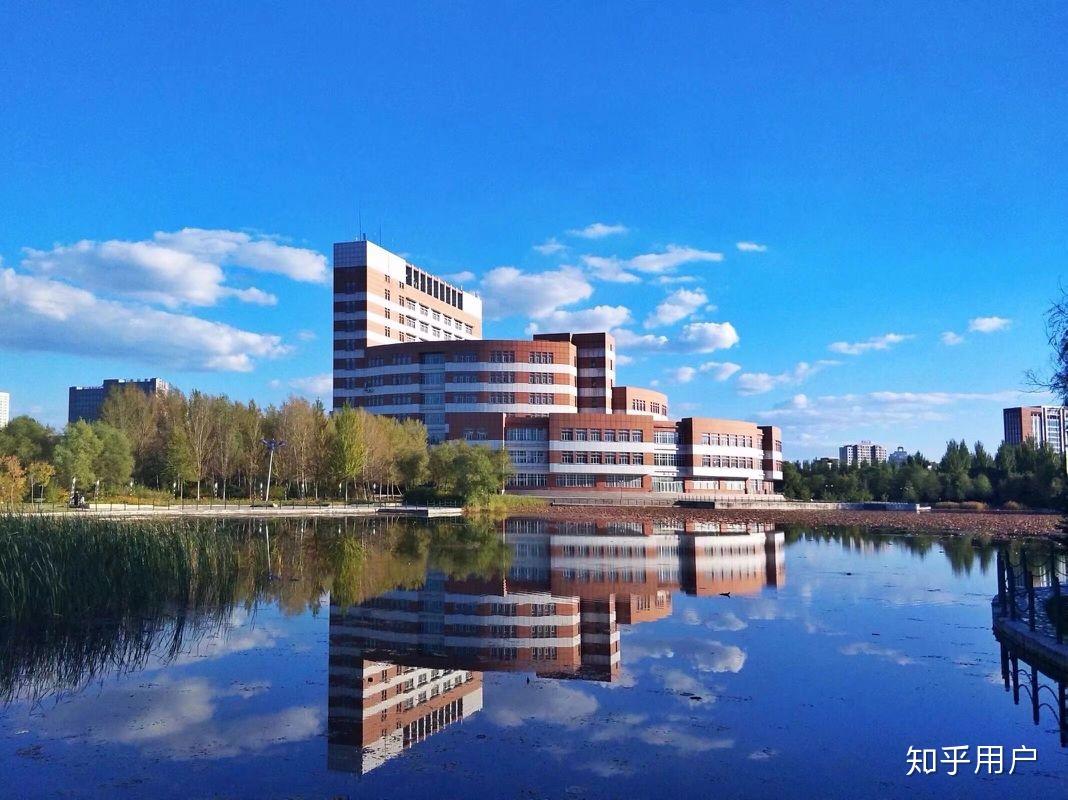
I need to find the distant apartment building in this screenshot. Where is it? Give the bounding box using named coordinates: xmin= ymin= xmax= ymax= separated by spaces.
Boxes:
xmin=332 ymin=238 xmax=784 ymax=495
xmin=68 ymin=377 xmax=171 ymax=424
xmin=839 ymin=441 xmax=887 ymax=466
xmin=888 ymin=446 xmax=909 ymax=466
xmin=1003 ymin=405 xmax=1068 ymax=454
xmin=0 ymin=391 xmax=9 ymax=428
xmin=327 ymin=522 xmax=785 ymax=774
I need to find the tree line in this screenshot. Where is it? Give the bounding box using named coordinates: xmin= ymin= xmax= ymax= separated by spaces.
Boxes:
xmin=782 ymin=439 xmax=1066 ymax=508
xmin=0 ymin=386 xmax=511 ymax=505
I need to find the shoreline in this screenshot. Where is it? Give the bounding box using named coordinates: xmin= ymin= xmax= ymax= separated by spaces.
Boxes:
xmin=7 ymin=502 xmax=1065 ymax=539
xmin=530 ymin=504 xmax=1066 ymax=539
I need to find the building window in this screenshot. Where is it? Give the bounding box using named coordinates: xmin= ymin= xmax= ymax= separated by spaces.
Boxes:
xmin=490 ymin=350 xmax=516 ymax=363
xmin=489 ymin=371 xmax=516 ymax=383
xmin=654 ymin=430 xmax=678 ymax=445
xmin=528 ymin=351 xmax=554 ymax=364
xmin=507 ymin=427 xmax=548 ymax=441
xmin=631 ymin=399 xmax=647 ymax=412
xmin=560 ymin=428 xmax=573 ymax=441
xmin=489 ymin=392 xmax=515 ymax=404
xmin=557 ymin=473 xmax=595 ymax=487
xmin=529 ymin=393 xmax=553 ymax=405
xmin=529 ymin=372 xmax=553 ymax=384
xmin=654 ymin=452 xmax=678 ymax=466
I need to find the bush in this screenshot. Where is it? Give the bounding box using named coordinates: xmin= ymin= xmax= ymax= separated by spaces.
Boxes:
xmin=958 ymin=501 xmax=987 ymax=511
xmin=1002 ymin=500 xmax=1025 ymax=511
xmin=933 ymin=501 xmax=961 ymax=510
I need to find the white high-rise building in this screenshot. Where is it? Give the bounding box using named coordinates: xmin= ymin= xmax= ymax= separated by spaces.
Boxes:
xmin=0 ymin=391 xmax=9 ymax=428
xmin=839 ymin=441 xmax=888 ymax=466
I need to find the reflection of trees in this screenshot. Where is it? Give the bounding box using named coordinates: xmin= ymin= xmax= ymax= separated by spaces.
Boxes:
xmin=781 ymin=524 xmax=999 ymax=575
xmin=0 ymin=514 xmax=509 ymax=703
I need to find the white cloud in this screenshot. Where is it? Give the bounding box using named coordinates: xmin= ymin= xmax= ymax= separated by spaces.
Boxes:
xmin=940 ymin=331 xmax=965 ymax=346
xmin=530 ymin=304 xmax=633 ymax=333
xmin=567 ymin=222 xmax=628 ymax=239
xmin=828 ymin=332 xmax=912 ymax=356
xmin=699 ymin=361 xmax=742 ymax=381
xmin=612 ymin=328 xmax=670 ymax=351
xmin=0 ymin=268 xmax=289 ymax=371
xmin=479 ymin=265 xmax=593 ymax=319
xmin=736 ymin=241 xmax=767 ymax=252
xmin=736 ymin=360 xmax=836 ymax=396
xmin=678 ymin=321 xmax=740 ymax=353
xmin=582 ymin=245 xmax=723 ymax=283
xmin=644 ymin=288 xmax=709 ymax=328
xmin=968 ymin=316 xmax=1011 ymax=333
xmin=533 ymin=237 xmax=567 ymax=255
xmin=669 ymin=366 xmax=697 ymax=384
xmin=21 ymin=228 xmax=326 ymax=309
xmin=296 ymin=329 xmax=316 ymax=342
xmin=654 ymin=274 xmax=699 ymax=285
xmin=445 ymin=270 xmax=476 ymax=283
xmin=581 ymin=255 xmax=643 ymax=283
xmin=289 ymin=373 xmax=333 ymax=397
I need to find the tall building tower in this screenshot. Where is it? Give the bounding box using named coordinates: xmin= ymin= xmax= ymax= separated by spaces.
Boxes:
xmin=0 ymin=391 xmax=9 ymax=428
xmin=332 ymin=239 xmax=483 ymax=412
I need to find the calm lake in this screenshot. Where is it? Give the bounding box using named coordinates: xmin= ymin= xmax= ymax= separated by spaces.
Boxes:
xmin=1 ymin=516 xmax=1066 ymax=799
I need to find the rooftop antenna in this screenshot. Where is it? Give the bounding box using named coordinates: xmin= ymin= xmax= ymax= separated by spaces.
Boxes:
xmin=357 ymin=204 xmax=363 ymax=241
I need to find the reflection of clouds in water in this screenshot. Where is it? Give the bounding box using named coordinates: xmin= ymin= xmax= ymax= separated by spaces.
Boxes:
xmin=30 ymin=677 xmax=320 ymax=760
xmin=686 ymin=640 xmax=746 ymax=674
xmin=638 ymin=724 xmax=734 ymax=753
xmin=681 ymin=608 xmax=748 ymax=632
xmin=488 ymin=680 xmax=599 ymax=729
xmin=586 ymin=714 xmax=732 ymax=755
xmin=839 ymin=642 xmax=915 ymax=666
xmin=748 ymin=748 xmax=779 ymax=761
xmin=580 ymin=759 xmax=636 ymax=777
xmin=743 ymin=598 xmax=789 ymax=621
xmin=803 ymin=617 xmax=845 ymax=637
xmin=625 ymin=642 xmax=675 ymax=661
xmin=626 ymin=638 xmax=746 ymax=674
xmin=707 ymin=612 xmax=747 ymax=632
xmin=651 ymin=667 xmax=716 ymax=705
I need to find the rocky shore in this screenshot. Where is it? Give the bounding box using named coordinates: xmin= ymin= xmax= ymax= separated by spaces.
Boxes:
xmin=535 ymin=503 xmax=1066 ymax=539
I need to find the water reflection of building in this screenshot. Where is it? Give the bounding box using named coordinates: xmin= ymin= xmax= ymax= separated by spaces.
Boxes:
xmin=328 ymin=524 xmax=784 ymax=773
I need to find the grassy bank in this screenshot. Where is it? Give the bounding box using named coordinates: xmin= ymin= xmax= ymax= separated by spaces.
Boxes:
xmin=464 ymin=493 xmax=547 ymax=516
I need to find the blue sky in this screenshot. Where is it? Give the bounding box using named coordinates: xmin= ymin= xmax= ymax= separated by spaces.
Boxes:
xmin=1 ymin=2 xmax=1065 ymax=459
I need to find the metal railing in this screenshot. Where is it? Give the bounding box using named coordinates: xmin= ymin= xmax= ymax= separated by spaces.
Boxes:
xmin=996 ymin=545 xmax=1067 ymax=645
xmin=999 ymin=640 xmax=1068 ymax=747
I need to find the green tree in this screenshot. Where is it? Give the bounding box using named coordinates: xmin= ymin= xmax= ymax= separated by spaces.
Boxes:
xmin=53 ymin=421 xmax=103 ymax=489
xmin=332 ymin=406 xmax=369 ymax=501
xmin=0 ymin=416 xmax=56 ymax=463
xmin=92 ymin=423 xmax=134 ymax=490
xmin=164 ymin=425 xmax=196 ymax=495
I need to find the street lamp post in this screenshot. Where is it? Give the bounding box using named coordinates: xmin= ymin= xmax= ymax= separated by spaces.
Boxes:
xmin=261 ymin=439 xmax=286 ymax=504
